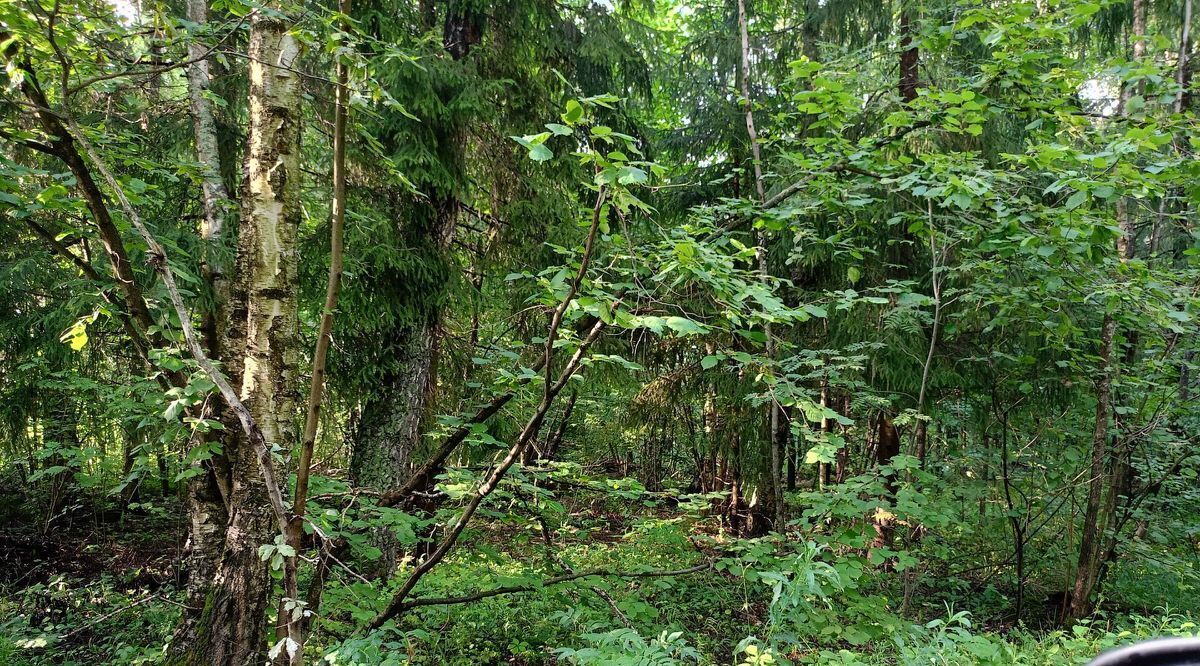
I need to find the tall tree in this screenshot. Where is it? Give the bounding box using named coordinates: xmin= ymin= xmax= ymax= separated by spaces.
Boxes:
xmin=174 ymin=6 xmax=304 ymax=661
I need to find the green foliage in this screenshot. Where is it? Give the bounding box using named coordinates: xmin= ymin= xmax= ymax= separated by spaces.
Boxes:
xmin=0 ymin=577 xmax=177 ymax=665
xmin=2 ymin=0 xmax=1200 ymax=661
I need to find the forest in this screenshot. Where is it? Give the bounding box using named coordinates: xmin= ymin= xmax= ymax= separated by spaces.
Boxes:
xmin=1 ymin=0 xmax=1199 ymax=662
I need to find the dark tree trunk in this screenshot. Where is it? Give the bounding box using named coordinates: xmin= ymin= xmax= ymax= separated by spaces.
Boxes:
xmin=1067 ymin=0 xmax=1145 ymax=623
xmin=42 ymin=397 xmax=77 ymax=528
xmin=346 ymin=0 xmax=468 ymax=533
xmin=834 ymin=393 xmax=849 ymax=484
xmin=120 ymin=426 xmax=142 ymax=505
xmin=786 ymin=435 xmax=797 ymax=491
xmin=1067 ymin=314 xmax=1116 ymax=623
xmin=640 ymin=425 xmax=665 ymax=493
xmin=899 ymin=10 xmax=919 ymax=103
xmin=871 ymin=415 xmax=901 ymax=551
xmin=533 ymin=391 xmax=577 ymax=464
xmin=350 ymin=322 xmax=438 ymax=577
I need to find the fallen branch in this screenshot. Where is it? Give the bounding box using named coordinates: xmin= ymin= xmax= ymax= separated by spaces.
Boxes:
xmin=379 ymin=316 xmax=607 ymax=508
xmin=59 ymin=594 xmax=165 ymax=641
xmin=367 ymin=187 xmax=611 ymax=631
xmin=395 ymin=562 xmax=712 ymax=613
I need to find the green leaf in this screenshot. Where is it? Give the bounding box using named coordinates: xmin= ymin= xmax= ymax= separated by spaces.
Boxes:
xmin=563 ymin=100 xmax=583 ymax=124
xmin=616 ymin=165 xmax=647 ymax=185
xmin=60 ymin=321 xmax=89 ymax=351
xmin=510 ymin=133 xmax=554 ymax=162
xmin=663 ymin=316 xmax=706 ymax=336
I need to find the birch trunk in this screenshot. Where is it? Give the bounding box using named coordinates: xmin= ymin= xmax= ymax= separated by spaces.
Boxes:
xmin=171 ymin=10 xmax=303 ymax=664
xmin=173 ymin=0 xmax=236 ymax=651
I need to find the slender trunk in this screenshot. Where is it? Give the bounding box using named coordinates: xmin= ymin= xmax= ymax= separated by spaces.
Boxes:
xmin=899 ymin=9 xmax=919 ymax=103
xmin=1115 ymin=0 xmax=1146 ymax=258
xmin=539 ymin=391 xmax=577 ymax=463
xmin=42 ymin=395 xmax=77 ymax=529
xmin=158 ymin=443 xmax=170 ymax=496
xmin=818 ymin=376 xmax=831 ymax=488
xmin=999 ymin=407 xmax=1025 ymax=621
xmin=641 ymin=425 xmax=664 ymax=492
xmin=736 ymin=0 xmax=785 ymax=529
xmin=186 ymin=0 xmax=232 ymax=355
xmin=176 ymin=1 xmax=235 ymax=649
xmin=835 ymin=394 xmax=849 ymax=484
xmin=1067 ymin=0 xmax=1144 ymax=622
xmin=727 ymin=432 xmax=744 ymax=535
xmin=1177 ymin=0 xmax=1194 ymax=116
xmin=279 ymin=5 xmax=350 ymax=657
xmin=915 ymin=203 xmax=941 ymax=468
xmin=704 ymin=342 xmax=722 ymax=494
xmin=1182 ymin=350 xmax=1194 ymax=403
xmin=121 ymin=425 xmax=142 ymax=505
xmin=1067 ymin=315 xmax=1116 ymax=622
xmin=871 ymin=415 xmax=900 ymax=551
xmin=786 ymin=433 xmax=797 ymax=491
xmin=1152 ymin=0 xmax=1193 ymax=254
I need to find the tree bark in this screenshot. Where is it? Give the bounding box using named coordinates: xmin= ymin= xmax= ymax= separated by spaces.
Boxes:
xmin=1067 ymin=314 xmax=1116 ymax=622
xmin=899 ymin=9 xmax=919 ymax=103
xmin=349 ymin=324 xmax=437 ymax=576
xmin=347 ymin=2 xmax=472 ymax=517
xmin=175 ymin=0 xmax=236 ymax=650
xmin=540 ymin=391 xmax=578 ymax=463
xmin=915 ymin=203 xmax=942 ymax=469
xmin=366 ymin=187 xmax=608 ymax=631
xmin=185 ymin=0 xmax=232 ymax=354
xmin=871 ymin=415 xmax=900 ymax=551
xmin=41 ymin=393 xmax=77 ymax=528
xmin=172 ymin=10 xmax=303 ymax=663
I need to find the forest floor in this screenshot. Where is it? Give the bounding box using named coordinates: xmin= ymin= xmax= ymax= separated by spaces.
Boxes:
xmin=0 ymin=505 xmax=182 ymax=589
xmin=0 ymin=495 xmax=1197 ymax=664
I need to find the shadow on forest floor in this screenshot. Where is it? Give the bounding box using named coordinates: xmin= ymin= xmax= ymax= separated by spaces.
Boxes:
xmin=0 ymin=500 xmax=185 ymax=591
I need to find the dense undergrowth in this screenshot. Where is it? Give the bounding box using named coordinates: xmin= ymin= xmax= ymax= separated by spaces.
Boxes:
xmin=3 ymin=486 xmax=1196 ymax=665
